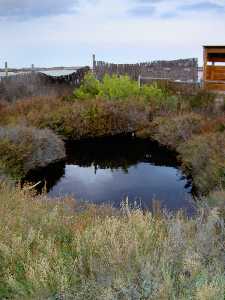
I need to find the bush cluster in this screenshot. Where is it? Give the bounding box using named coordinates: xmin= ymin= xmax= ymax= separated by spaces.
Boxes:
xmin=73 ymin=73 xmax=219 ymax=113
xmin=178 ymin=132 xmax=225 ymax=194
xmin=0 ymin=97 xmax=150 ymax=140
xmin=73 ymin=73 xmax=168 ymax=103
xmin=0 ymin=74 xmax=224 ymax=195
xmin=137 ymin=113 xmax=205 ymax=148
xmin=0 ymin=126 xmax=65 ymax=179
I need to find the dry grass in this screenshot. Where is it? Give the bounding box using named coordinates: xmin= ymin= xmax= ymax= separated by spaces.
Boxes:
xmin=0 ymin=182 xmax=224 ymax=299
xmin=0 ymin=97 xmax=150 ymax=140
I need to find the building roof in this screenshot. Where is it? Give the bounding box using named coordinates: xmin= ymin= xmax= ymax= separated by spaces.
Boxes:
xmin=203 ymin=45 xmax=225 ymax=49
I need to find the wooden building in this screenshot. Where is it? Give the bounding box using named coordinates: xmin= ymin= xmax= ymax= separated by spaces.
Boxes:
xmin=203 ymin=45 xmax=225 ymax=92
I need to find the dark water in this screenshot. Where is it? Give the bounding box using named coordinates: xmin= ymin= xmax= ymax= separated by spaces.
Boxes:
xmin=26 ymin=136 xmax=195 ymax=214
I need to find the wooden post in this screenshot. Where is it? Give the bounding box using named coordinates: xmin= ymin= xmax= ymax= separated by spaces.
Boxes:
xmin=92 ymin=54 xmax=96 ymax=73
xmin=203 ymin=46 xmax=207 ymax=89
xmin=138 ymin=74 xmax=141 ymax=88
xmin=5 ymin=61 xmax=8 ymax=77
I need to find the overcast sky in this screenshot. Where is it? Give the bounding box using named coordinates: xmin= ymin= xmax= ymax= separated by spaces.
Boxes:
xmin=0 ymin=0 xmax=224 ymax=67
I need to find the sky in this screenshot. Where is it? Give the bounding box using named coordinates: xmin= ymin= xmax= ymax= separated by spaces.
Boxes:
xmin=0 ymin=0 xmax=225 ymax=67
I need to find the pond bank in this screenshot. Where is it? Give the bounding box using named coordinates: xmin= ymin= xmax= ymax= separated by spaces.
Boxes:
xmin=0 ymin=95 xmax=224 ymax=202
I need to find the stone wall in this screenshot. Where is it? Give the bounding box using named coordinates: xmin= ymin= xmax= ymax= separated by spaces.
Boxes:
xmin=94 ymin=58 xmax=198 ymax=82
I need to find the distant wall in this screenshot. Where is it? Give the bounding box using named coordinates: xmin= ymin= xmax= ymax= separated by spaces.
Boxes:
xmin=0 ymin=67 xmax=90 ymax=102
xmin=94 ymin=58 xmax=198 ymax=82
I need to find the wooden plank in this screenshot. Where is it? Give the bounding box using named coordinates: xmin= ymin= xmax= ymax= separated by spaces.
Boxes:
xmin=205 ymin=48 xmax=225 ymax=54
xmin=209 ymin=57 xmax=225 ymax=62
xmin=205 ymin=81 xmax=225 ymax=92
xmin=206 ymin=66 xmax=225 ymax=81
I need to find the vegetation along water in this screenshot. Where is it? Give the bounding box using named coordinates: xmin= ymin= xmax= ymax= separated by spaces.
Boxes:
xmin=0 ymin=73 xmax=224 ymax=299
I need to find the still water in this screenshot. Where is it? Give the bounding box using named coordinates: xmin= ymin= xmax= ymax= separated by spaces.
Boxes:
xmin=27 ymin=137 xmax=194 ymax=214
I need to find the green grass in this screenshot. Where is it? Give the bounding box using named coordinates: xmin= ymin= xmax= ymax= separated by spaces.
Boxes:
xmin=0 ymin=182 xmax=224 ymax=299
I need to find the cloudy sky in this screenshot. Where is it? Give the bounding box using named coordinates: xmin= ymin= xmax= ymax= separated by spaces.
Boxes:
xmin=0 ymin=0 xmax=224 ymax=67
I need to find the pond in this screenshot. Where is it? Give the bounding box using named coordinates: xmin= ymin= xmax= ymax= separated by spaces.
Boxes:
xmin=26 ymin=136 xmax=195 ymax=214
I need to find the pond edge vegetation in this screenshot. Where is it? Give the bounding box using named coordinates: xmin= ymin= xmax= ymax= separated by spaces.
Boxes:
xmin=0 ymin=73 xmax=224 ymax=198
xmin=0 ymin=73 xmax=225 ymax=298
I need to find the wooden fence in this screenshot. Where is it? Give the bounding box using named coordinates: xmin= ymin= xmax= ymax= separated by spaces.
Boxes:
xmin=93 ymin=58 xmax=198 ymax=82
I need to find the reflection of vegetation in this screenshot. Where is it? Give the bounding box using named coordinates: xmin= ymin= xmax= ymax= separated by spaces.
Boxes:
xmin=66 ymin=136 xmax=179 ymax=171
xmin=23 ymin=161 xmax=66 ymax=194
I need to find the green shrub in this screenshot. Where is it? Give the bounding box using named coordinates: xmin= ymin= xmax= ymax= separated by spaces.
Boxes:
xmin=140 ymin=83 xmax=164 ymax=102
xmin=73 ymin=72 xmax=101 ymax=100
xmin=98 ymin=74 xmax=140 ymax=100
xmin=73 ymin=73 xmax=167 ymax=103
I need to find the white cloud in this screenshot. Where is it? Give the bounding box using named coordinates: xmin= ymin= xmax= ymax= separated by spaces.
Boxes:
xmin=0 ymin=0 xmax=225 ymax=67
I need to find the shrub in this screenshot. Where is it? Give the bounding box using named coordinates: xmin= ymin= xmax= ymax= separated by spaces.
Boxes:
xmin=0 ymin=97 xmax=150 ymax=140
xmin=0 ymin=126 xmax=65 ymax=179
xmin=178 ymin=132 xmax=225 ymax=194
xmin=73 ymin=73 xmax=141 ymax=100
xmin=98 ymin=74 xmax=140 ymax=100
xmin=141 ymin=83 xmax=165 ymax=101
xmin=73 ymin=72 xmax=100 ymax=100
xmin=73 ymin=73 xmax=167 ymax=103
xmin=188 ymin=89 xmax=216 ymax=111
xmin=137 ymin=113 xmax=205 ymax=149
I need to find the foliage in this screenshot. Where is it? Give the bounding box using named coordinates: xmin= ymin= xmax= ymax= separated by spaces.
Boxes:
xmin=73 ymin=73 xmax=166 ymax=102
xmin=98 ymin=74 xmax=140 ymax=100
xmin=0 ymin=97 xmax=150 ymax=140
xmin=0 ymin=90 xmax=224 ymax=195
xmin=0 ymin=183 xmax=224 ymax=299
xmin=73 ymin=72 xmax=101 ymax=100
xmin=0 ymin=126 xmax=65 ymax=179
xmin=188 ymin=89 xmax=216 ymax=111
xmin=137 ymin=113 xmax=205 ymax=149
xmin=178 ymin=132 xmax=225 ymax=194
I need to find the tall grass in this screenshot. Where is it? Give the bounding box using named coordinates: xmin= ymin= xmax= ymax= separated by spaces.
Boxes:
xmin=0 ymin=182 xmax=224 ymax=299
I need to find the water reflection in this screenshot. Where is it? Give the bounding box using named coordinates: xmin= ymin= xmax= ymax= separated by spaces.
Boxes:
xmin=26 ymin=136 xmax=194 ymax=214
